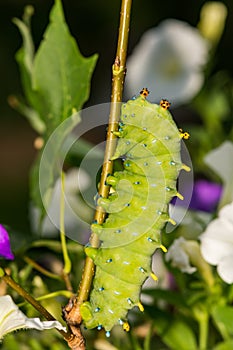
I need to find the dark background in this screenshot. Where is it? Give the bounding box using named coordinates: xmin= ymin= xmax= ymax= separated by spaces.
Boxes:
xmin=0 ymin=0 xmax=232 ymax=232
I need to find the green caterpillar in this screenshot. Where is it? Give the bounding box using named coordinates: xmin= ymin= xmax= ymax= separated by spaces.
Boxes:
xmin=80 ymin=89 xmax=190 ymax=336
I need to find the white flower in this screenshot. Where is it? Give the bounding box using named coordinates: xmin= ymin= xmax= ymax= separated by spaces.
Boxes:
xmin=204 ymin=141 xmax=233 ymax=207
xmin=31 ymin=167 xmax=93 ymax=241
xmin=200 ymin=201 xmax=233 ymax=284
xmin=165 ymin=237 xmax=197 ymax=274
xmin=0 ymin=295 xmax=66 ymax=340
xmin=125 ymin=19 xmax=209 ymax=106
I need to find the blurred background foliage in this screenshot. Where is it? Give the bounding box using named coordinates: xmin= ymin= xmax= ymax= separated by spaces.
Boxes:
xmin=0 ymin=0 xmax=232 ymax=234
xmin=0 ymin=2 xmax=233 ymax=349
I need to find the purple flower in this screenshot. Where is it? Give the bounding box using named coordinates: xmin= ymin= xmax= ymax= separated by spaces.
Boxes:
xmin=189 ymin=179 xmax=222 ymax=212
xmin=0 ymin=225 xmax=14 ymax=260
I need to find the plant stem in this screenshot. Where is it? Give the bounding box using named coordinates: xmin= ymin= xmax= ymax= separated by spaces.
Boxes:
xmin=77 ymin=0 xmax=132 ymax=302
xmin=18 ymin=290 xmax=73 ymax=307
xmin=193 ymin=304 xmax=209 ymax=350
xmin=1 ymin=269 xmax=70 ymax=341
xmin=60 ymin=171 xmax=72 ymax=276
xmin=59 ymin=171 xmax=73 ymax=292
xmin=23 ymin=256 xmax=62 ymax=280
xmin=199 ymin=313 xmax=209 ymax=350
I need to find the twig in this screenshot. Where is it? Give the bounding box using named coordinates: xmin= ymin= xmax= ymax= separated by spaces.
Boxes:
xmin=1 ymin=269 xmax=70 ymax=341
xmin=77 ymin=0 xmax=132 ymax=304
xmin=63 ymin=1 xmax=133 ymax=349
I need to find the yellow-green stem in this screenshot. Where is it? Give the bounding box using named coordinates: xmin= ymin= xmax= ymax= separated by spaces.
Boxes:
xmin=77 ymin=0 xmax=132 ymax=302
xmin=60 ymin=171 xmax=72 ymax=276
xmin=199 ymin=316 xmax=209 ymax=350
xmin=24 ymin=256 xmax=62 ymax=280
xmin=192 ymin=303 xmax=209 ymax=350
xmin=18 ymin=290 xmax=73 ymax=307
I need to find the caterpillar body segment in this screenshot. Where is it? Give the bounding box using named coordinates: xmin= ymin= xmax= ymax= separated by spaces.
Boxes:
xmin=80 ymin=92 xmax=189 ymax=335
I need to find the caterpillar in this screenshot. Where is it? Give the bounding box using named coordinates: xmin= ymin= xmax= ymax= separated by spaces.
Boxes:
xmin=80 ymin=89 xmax=190 ymax=336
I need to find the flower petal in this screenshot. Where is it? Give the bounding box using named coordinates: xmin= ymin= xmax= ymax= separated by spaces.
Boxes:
xmin=219 ymin=201 xmax=233 ymax=225
xmin=0 ymin=295 xmax=66 ymax=340
xmin=189 ymin=179 xmax=222 ymax=212
xmin=200 ymin=234 xmax=231 ymax=265
xmin=200 ymin=202 xmax=233 ymax=265
xmin=166 ymin=237 xmax=197 ymax=274
xmin=125 ymin=19 xmax=209 ymax=105
xmin=204 ymin=142 xmax=233 ymax=207
xmin=0 ymin=225 xmax=14 ymax=260
xmin=204 ymin=141 xmax=233 ymax=184
xmin=217 ymin=255 xmax=233 ymax=284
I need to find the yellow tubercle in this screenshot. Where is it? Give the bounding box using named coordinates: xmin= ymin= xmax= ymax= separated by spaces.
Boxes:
xmin=182 ymin=164 xmax=191 ymax=172
xmin=160 ymin=99 xmax=171 ymax=110
xmin=168 ymin=218 xmax=176 ymax=226
xmin=150 ymin=272 xmax=158 ymax=281
xmin=160 ymin=244 xmax=167 ymax=253
xmin=140 ymin=88 xmax=150 ymax=98
xmin=179 ymin=128 xmax=190 ymax=140
xmin=123 ymin=322 xmax=130 ymax=332
xmin=176 ymin=192 xmax=184 ymax=200
xmin=137 ymin=302 xmax=144 ymax=312
xmin=112 ymin=131 xmax=121 ymax=137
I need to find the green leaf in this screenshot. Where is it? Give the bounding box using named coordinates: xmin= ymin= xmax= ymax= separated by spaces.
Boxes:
xmin=33 ymin=0 xmax=98 ymax=127
xmin=13 ymin=6 xmax=34 ymax=76
xmin=13 ymin=0 xmax=97 ymax=135
xmin=213 ymin=340 xmax=233 ymax=350
xmin=152 ymin=309 xmax=197 ymax=350
xmin=161 ymin=320 xmax=197 ymax=350
xmin=212 ymin=305 xmax=233 ymax=339
xmin=13 ymin=7 xmax=46 ymax=134
xmin=14 ymin=0 xmax=98 ymax=221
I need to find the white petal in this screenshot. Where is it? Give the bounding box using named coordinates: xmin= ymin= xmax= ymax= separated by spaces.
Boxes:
xmin=200 ymin=201 xmax=233 ymax=265
xmin=200 ymin=235 xmax=231 ymax=265
xmin=204 ymin=141 xmax=233 ymax=184
xmin=65 ymin=167 xmax=91 ymax=193
xmin=166 ymin=237 xmax=197 ymax=274
xmin=125 ymin=19 xmax=208 ymax=105
xmin=219 ymin=201 xmax=233 ymax=225
xmin=30 ymin=167 xmax=93 ymax=237
xmin=204 ymin=142 xmax=233 ymax=206
xmin=24 ymin=318 xmax=66 ymax=332
xmin=199 ymin=201 xmax=233 ymax=283
xmin=217 ymin=255 xmax=233 ymax=284
xmin=0 ymin=295 xmax=66 ymax=340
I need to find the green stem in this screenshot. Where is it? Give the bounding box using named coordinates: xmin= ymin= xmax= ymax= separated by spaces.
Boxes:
xmin=193 ymin=304 xmax=209 ymax=350
xmin=30 ymin=239 xmax=83 ymax=253
xmin=1 ymin=269 xmax=70 ymax=340
xmin=199 ymin=315 xmax=209 ymax=350
xmin=24 ymin=256 xmax=62 ymax=280
xmin=77 ymin=0 xmax=132 ymax=302
xmin=60 ymin=171 xmax=73 ymax=292
xmin=18 ymin=290 xmax=73 ymax=307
